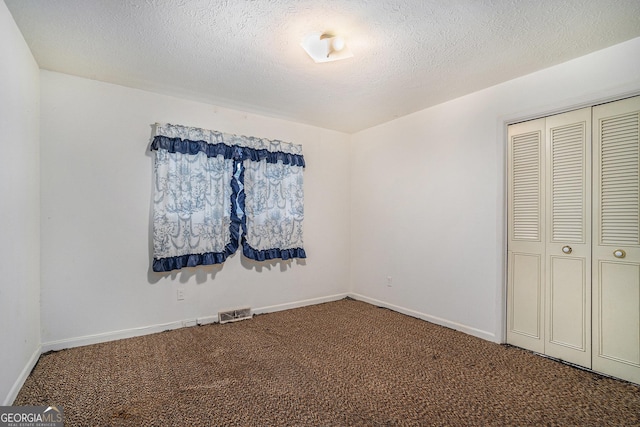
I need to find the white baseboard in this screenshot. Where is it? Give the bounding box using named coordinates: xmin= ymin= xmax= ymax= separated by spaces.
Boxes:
xmin=196 ymin=315 xmax=217 ymax=326
xmin=40 ymin=293 xmax=350 ymax=353
xmin=4 ymin=345 xmax=41 ymax=405
xmin=252 ymin=293 xmax=349 ymax=316
xmin=41 ymin=320 xmax=185 ymax=353
xmin=348 ymin=293 xmax=497 ymax=343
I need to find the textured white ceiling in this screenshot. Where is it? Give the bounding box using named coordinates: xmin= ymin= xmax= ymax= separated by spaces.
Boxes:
xmin=5 ymin=0 xmax=640 ymax=133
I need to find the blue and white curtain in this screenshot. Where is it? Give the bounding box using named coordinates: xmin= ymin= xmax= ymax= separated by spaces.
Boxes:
xmin=150 ymin=123 xmax=306 ymax=272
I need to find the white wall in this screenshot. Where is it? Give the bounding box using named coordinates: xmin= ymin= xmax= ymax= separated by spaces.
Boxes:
xmin=350 ymin=37 xmax=640 ymax=342
xmin=39 ymin=71 xmax=350 ymax=348
xmin=0 ymin=1 xmax=41 ymax=405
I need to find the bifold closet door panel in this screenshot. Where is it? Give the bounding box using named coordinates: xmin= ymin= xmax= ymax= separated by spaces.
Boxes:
xmin=592 ymin=95 xmax=640 ymax=384
xmin=507 ymin=118 xmax=546 ymax=353
xmin=544 ymin=107 xmax=592 ymax=368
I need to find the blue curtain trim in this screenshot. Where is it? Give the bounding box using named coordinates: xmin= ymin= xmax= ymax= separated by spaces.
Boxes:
xmin=152 ymin=243 xmax=306 ymax=271
xmin=152 ymin=249 xmax=233 ymax=272
xmin=150 ymin=135 xmax=305 ymax=167
xmin=152 ymin=231 xmax=241 ymax=272
xmin=229 ymin=160 xmax=243 ymax=255
xmin=242 ymin=242 xmax=307 ymax=262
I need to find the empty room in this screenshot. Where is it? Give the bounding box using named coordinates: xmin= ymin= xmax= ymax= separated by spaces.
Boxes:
xmin=2 ymin=0 xmax=640 ymax=425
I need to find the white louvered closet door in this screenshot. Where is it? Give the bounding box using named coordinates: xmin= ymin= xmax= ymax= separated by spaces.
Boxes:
xmin=592 ymin=96 xmax=640 ymax=384
xmin=508 ymin=96 xmax=640 ymax=384
xmin=544 ymin=108 xmax=591 ymax=368
xmin=507 ymin=111 xmax=591 ymax=367
xmin=507 ymin=118 xmax=546 ymax=354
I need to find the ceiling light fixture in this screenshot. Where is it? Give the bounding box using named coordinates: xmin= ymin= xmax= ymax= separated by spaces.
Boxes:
xmin=301 ymin=32 xmax=353 ymax=63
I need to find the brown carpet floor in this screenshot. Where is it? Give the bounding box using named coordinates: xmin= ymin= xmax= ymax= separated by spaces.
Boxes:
xmin=15 ymin=298 xmax=640 ymax=426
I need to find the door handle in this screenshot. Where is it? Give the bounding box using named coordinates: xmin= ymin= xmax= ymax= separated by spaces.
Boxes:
xmin=613 ymin=249 xmax=626 ymax=259
xmin=562 ymin=245 xmax=572 ymax=254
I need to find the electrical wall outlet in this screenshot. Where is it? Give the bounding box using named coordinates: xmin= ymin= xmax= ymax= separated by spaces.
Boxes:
xmin=387 ymin=276 xmax=393 ymax=287
xmin=177 ymin=288 xmax=185 ymax=300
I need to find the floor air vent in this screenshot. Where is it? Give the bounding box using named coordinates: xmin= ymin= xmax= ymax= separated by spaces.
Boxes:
xmin=219 ymin=308 xmax=252 ymax=324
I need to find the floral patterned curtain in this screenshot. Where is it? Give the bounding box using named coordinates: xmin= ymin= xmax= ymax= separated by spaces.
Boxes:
xmin=150 ymin=123 xmax=306 ymax=272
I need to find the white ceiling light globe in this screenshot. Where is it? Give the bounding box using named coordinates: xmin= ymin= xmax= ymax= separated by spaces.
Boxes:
xmin=332 ymin=36 xmax=345 ymax=52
